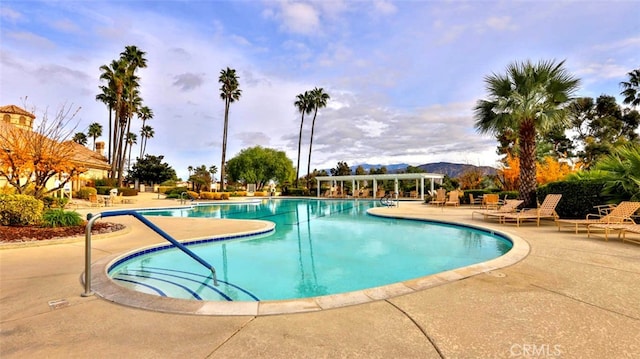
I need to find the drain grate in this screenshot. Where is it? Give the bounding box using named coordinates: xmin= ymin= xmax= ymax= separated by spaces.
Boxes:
xmin=48 ymin=299 xmax=69 ymax=310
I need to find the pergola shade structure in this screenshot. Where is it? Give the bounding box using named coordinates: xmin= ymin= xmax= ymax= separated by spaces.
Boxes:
xmin=315 ymin=173 xmax=445 ymax=200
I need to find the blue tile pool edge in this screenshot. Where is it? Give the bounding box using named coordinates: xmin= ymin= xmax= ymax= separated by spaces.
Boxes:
xmin=89 ymin=214 xmax=530 ymax=316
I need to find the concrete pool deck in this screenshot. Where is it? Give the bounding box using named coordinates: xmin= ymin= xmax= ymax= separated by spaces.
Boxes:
xmin=1 ymin=193 xmax=639 ymax=358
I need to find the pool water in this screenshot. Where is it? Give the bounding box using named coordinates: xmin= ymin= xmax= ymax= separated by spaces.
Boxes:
xmin=108 ymin=199 xmax=512 ymax=301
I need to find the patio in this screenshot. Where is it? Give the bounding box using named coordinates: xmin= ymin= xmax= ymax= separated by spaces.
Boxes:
xmin=1 ymin=194 xmax=638 ymax=358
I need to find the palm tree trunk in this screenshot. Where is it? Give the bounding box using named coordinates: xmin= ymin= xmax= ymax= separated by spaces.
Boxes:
xmin=221 ymin=99 xmax=230 ymax=191
xmin=295 ymin=112 xmax=305 ymax=188
xmin=306 ymin=108 xmax=319 ymax=189
xmin=519 ymin=120 xmax=537 ymax=208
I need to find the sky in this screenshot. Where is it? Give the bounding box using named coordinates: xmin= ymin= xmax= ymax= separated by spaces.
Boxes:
xmin=1 ymin=0 xmax=639 ymax=181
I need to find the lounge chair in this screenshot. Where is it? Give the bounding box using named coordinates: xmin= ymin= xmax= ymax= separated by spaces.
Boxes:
xmin=469 ymin=194 xmax=483 ymax=207
xmin=429 ymin=188 xmax=446 ymax=206
xmin=472 ymin=199 xmax=524 ymax=221
xmin=88 ymin=194 xmax=104 ymax=207
xmin=482 ymin=193 xmax=500 ymax=210
xmin=444 ymin=190 xmax=460 ymax=207
xmin=500 ymin=194 xmax=562 ymax=227
xmin=556 ymin=201 xmax=640 ymax=234
xmin=621 ymin=224 xmax=640 ymax=245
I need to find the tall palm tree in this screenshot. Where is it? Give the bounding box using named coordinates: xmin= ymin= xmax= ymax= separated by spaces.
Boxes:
xmin=294 ymin=91 xmax=313 ymax=188
xmin=620 ymin=68 xmax=640 ymax=108
xmin=87 ymin=122 xmax=103 ymax=151
xmin=95 ymin=85 xmax=115 ymax=161
xmin=474 ymin=59 xmax=580 ymax=207
xmin=125 ymin=132 xmax=137 ymax=172
xmin=137 ymin=105 xmax=154 ymax=157
xmin=306 ymin=87 xmax=330 ymax=188
xmin=209 ymin=165 xmax=218 ymax=191
xmin=139 ymin=125 xmax=154 ymax=158
xmin=218 ymin=67 xmax=242 ymax=191
xmin=72 ymin=132 xmax=88 ymax=146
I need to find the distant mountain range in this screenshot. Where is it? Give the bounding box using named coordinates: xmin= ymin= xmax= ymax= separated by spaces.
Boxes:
xmin=347 ymin=162 xmax=497 ymax=178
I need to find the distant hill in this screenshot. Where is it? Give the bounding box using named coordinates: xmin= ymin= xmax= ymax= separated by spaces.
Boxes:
xmin=416 ymin=162 xmax=496 ymax=177
xmin=347 ymin=162 xmax=496 ymax=178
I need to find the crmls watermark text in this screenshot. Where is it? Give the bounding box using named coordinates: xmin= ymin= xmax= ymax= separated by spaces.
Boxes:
xmin=510 ymin=343 xmax=563 ymax=357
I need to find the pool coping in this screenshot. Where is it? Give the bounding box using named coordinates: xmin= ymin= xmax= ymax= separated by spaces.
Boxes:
xmin=88 ymin=208 xmax=530 ymax=316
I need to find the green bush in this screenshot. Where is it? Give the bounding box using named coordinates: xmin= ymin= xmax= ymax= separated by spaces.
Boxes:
xmin=0 ymin=194 xmax=44 ymax=226
xmin=538 ymin=180 xmax=609 ymax=219
xmin=42 ymin=196 xmax=69 ymax=209
xmin=284 ymin=187 xmax=310 ymax=196
xmin=94 ymin=178 xmax=117 ymax=187
xmin=42 ymin=209 xmax=83 ymax=227
xmin=118 ymin=187 xmax=138 ymax=196
xmin=76 ymin=187 xmax=97 ymax=200
xmin=163 ymin=187 xmax=189 ymax=198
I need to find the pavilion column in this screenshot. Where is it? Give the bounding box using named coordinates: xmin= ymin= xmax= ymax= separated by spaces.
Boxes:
xmin=373 ymin=180 xmax=378 ymax=198
xmin=317 ymin=179 xmax=320 ymax=197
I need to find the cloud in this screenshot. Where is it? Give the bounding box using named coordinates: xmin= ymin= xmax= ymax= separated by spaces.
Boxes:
xmin=484 ymin=16 xmax=517 ymax=31
xmin=172 ymin=73 xmax=206 ymax=91
xmin=0 ymin=7 xmax=23 ymax=22
xmin=6 ymin=31 xmax=56 ymax=49
xmin=52 ymin=19 xmax=81 ymax=33
xmin=372 ymin=0 xmax=397 ymax=16
xmin=34 ymin=64 xmax=91 ymax=82
xmin=274 ymin=2 xmax=321 ymax=35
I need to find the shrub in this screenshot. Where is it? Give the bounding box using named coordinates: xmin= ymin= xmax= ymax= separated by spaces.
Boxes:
xmin=186 ymin=191 xmax=199 ymax=200
xmin=42 ymin=196 xmax=69 ymax=209
xmin=254 ymin=191 xmax=268 ymax=196
xmin=94 ymin=178 xmax=117 ymax=187
xmin=284 ymin=187 xmax=310 ymax=196
xmin=199 ymin=192 xmax=216 ymax=200
xmin=163 ymin=187 xmax=189 ymax=199
xmin=118 ymin=187 xmax=138 ymax=196
xmin=538 ymin=180 xmax=609 ymax=219
xmin=0 ymin=194 xmax=44 ymax=226
xmin=76 ymin=187 xmax=97 ymax=200
xmin=231 ymin=191 xmax=247 ymax=197
xmin=42 ymin=209 xmax=83 ymax=227
xmin=220 ymin=192 xmax=230 ymax=200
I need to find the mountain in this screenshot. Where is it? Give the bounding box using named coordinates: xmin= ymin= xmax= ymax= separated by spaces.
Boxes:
xmin=347 ymin=162 xmax=496 ymax=178
xmin=416 ymin=162 xmax=497 ymax=177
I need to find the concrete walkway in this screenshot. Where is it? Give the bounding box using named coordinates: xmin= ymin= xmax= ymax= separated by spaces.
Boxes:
xmin=1 ymin=193 xmax=639 ymax=358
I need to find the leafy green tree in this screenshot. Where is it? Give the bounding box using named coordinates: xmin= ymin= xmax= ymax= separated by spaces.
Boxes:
xmin=294 ymin=91 xmax=313 ymax=187
xmin=568 ymin=95 xmax=639 ymax=167
xmin=226 ymin=146 xmax=294 ymax=190
xmin=218 ymin=67 xmax=242 ymax=191
xmin=369 ymin=166 xmax=387 ymax=175
xmin=87 ymin=122 xmax=102 ymax=151
xmin=330 ymin=161 xmax=351 ymax=176
xmin=474 ymin=59 xmax=580 ymax=207
xmin=188 ymin=165 xmax=214 ymax=192
xmin=72 ymin=132 xmax=88 ymax=146
xmin=620 ymin=68 xmax=640 ymax=108
xmin=128 ymin=154 xmax=177 ymax=186
xmin=306 ymin=87 xmax=330 ymax=187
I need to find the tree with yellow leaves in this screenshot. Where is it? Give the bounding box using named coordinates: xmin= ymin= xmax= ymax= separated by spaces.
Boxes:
xmin=0 ymin=105 xmax=86 ymax=199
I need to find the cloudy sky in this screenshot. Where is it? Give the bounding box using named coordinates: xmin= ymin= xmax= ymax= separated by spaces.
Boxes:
xmin=1 ymin=1 xmax=638 ymax=180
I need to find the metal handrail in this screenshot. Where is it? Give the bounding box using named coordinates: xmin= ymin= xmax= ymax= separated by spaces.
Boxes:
xmin=82 ymin=210 xmax=218 ymax=297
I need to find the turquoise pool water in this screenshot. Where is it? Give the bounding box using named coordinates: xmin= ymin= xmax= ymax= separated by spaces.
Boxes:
xmin=108 ymin=199 xmax=512 ymax=301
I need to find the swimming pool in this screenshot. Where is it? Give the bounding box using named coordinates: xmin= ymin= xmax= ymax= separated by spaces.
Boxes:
xmin=107 ymin=199 xmax=513 ymax=302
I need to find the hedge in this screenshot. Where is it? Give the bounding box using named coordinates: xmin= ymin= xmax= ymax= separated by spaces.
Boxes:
xmin=538 ymin=180 xmax=609 ymax=219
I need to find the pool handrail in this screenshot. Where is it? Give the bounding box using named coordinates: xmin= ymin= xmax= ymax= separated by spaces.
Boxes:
xmin=82 ymin=210 xmax=218 ymax=297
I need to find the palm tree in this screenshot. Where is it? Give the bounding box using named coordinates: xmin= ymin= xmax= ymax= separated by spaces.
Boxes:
xmin=125 ymin=132 xmax=137 ymax=172
xmin=218 ymin=67 xmax=242 ymax=191
xmin=139 ymin=125 xmax=154 ymax=158
xmin=72 ymin=132 xmax=88 ymax=146
xmin=620 ymin=68 xmax=640 ymax=108
xmin=137 ymin=105 xmax=154 ymax=157
xmin=87 ymin=122 xmax=103 ymax=151
xmin=95 ymin=85 xmax=115 ymax=161
xmin=209 ymin=165 xmax=218 ymax=191
xmin=306 ymin=87 xmax=330 ymax=188
xmin=294 ymin=91 xmax=313 ymax=188
xmin=474 ymin=59 xmax=580 ymax=207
